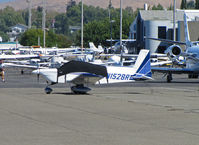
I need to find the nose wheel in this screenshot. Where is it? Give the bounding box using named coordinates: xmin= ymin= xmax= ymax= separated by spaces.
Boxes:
xmin=45 ymin=87 xmax=53 ymax=94
xmin=44 ymin=82 xmax=56 ymax=94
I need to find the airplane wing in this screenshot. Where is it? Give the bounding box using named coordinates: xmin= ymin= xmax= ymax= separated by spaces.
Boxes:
xmin=100 ymin=54 xmax=138 ymax=58
xmin=106 ymin=39 xmax=136 ymax=42
xmin=2 ymin=63 xmax=47 ymax=69
xmin=147 ymin=38 xmax=186 ymax=45
xmin=151 ymin=61 xmax=172 ymax=67
xmin=70 ymin=73 xmax=105 ymax=84
xmin=0 ymin=54 xmax=39 ymax=60
xmin=151 ymin=67 xmax=194 ymax=74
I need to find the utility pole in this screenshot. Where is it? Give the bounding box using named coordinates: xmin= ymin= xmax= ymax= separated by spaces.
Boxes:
xmin=108 ymin=0 xmax=112 ymax=20
xmin=173 ymin=0 xmax=176 ymax=41
xmin=81 ymin=0 xmax=84 ymax=53
xmin=27 ymin=0 xmax=32 ymax=29
xmin=109 ymin=0 xmax=113 ymax=50
xmin=42 ymin=0 xmax=46 ymax=48
xmin=120 ymin=0 xmax=123 ymax=65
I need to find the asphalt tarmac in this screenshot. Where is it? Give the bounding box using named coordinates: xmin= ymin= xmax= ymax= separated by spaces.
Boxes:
xmin=0 ymin=68 xmax=199 ymax=145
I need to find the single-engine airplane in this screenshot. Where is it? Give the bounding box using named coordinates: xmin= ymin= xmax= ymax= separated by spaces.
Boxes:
xmin=32 ymin=49 xmax=152 ymax=94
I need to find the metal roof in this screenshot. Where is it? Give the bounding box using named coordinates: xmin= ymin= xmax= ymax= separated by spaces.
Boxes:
xmin=139 ymin=10 xmax=184 ymax=21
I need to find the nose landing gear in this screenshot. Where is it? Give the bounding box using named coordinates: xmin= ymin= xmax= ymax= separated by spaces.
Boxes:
xmin=45 ymin=87 xmax=53 ymax=94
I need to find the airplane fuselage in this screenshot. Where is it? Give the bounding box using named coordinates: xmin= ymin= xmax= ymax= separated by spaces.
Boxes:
xmin=36 ymin=66 xmax=141 ymax=85
xmin=186 ymin=46 xmax=199 ymax=73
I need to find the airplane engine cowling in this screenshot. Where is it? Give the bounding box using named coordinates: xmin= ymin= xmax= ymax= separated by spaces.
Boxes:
xmin=164 ymin=45 xmax=182 ymax=58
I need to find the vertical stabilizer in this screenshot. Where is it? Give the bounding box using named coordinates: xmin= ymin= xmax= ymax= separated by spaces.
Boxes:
xmin=184 ymin=13 xmax=192 ymax=47
xmin=89 ymin=42 xmax=96 ymax=49
xmin=89 ymin=42 xmax=103 ymax=53
xmin=134 ymin=49 xmax=151 ymax=77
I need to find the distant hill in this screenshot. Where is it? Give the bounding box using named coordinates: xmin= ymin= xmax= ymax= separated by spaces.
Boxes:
xmin=0 ymin=0 xmax=181 ymax=12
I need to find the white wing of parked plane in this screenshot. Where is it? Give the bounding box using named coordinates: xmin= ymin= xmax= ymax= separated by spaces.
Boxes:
xmin=0 ymin=54 xmax=39 ymax=60
xmin=2 ymin=62 xmax=47 ymax=69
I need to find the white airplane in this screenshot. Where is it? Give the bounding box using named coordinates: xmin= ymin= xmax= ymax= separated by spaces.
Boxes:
xmin=89 ymin=42 xmax=104 ymax=54
xmin=32 ymin=49 xmax=152 ymax=94
xmin=150 ymin=13 xmax=199 ymax=82
xmin=106 ymin=39 xmax=134 ymax=54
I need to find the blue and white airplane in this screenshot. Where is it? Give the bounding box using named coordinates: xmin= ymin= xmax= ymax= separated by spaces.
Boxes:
xmin=151 ymin=13 xmax=199 ymax=82
xmin=32 ymin=49 xmax=152 ymax=94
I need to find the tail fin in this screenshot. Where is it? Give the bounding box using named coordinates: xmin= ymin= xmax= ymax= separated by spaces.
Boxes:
xmin=98 ymin=44 xmax=104 ymax=52
xmin=184 ymin=13 xmax=192 ymax=47
xmin=134 ymin=49 xmax=151 ymax=78
xmin=89 ymin=42 xmax=104 ymax=53
xmin=89 ymin=42 xmax=96 ymax=49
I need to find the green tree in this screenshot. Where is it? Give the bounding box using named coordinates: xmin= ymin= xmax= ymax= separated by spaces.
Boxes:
xmin=168 ymin=4 xmax=173 ymax=10
xmin=54 ymin=14 xmax=68 ymax=34
xmin=19 ymin=29 xmax=43 ymax=46
xmin=0 ymin=6 xmax=25 ymax=32
xmin=56 ymin=34 xmax=72 ymax=48
xmin=55 ymin=2 xmax=109 ymax=36
xmin=152 ymin=4 xmax=164 ymax=10
xmin=0 ymin=31 xmax=9 ymax=42
xmin=19 ymin=29 xmax=72 ymax=47
xmin=75 ymin=7 xmax=134 ymax=47
xmin=181 ymin=0 xmax=187 ymax=9
xmin=195 ymin=0 xmax=199 ymax=9
xmin=187 ymin=1 xmax=195 ymax=9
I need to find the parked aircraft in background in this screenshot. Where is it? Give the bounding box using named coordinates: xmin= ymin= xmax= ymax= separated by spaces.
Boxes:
xmin=89 ymin=42 xmax=104 ymax=54
xmin=106 ymin=39 xmax=133 ymax=54
xmin=150 ymin=13 xmax=199 ymax=82
xmin=32 ymin=49 xmax=152 ymax=94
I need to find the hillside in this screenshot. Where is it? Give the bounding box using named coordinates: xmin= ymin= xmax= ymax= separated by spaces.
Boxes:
xmin=0 ymin=0 xmax=181 ymax=12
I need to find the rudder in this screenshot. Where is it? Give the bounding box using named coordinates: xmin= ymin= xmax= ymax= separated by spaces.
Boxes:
xmin=134 ymin=49 xmax=151 ymax=77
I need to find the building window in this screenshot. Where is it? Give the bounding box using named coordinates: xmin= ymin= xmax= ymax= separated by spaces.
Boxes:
xmin=158 ymin=26 xmax=166 ymax=39
xmin=134 ymin=33 xmax=136 ymax=39
xmin=176 ymin=28 xmax=178 ymax=41
xmin=168 ymin=28 xmax=178 ymax=41
xmin=168 ymin=28 xmax=173 ymax=40
xmin=157 ymin=46 xmax=167 ymax=53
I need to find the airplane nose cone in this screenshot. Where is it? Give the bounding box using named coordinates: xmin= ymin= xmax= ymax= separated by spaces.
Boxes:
xmin=32 ymin=69 xmax=40 ymax=74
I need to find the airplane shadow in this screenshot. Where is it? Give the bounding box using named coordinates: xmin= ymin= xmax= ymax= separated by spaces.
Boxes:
xmin=147 ymin=81 xmax=199 ymax=84
xmin=52 ymin=92 xmax=90 ymax=95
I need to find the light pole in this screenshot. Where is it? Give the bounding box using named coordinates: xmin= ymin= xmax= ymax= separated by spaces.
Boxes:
xmin=173 ymin=0 xmax=176 ymax=41
xmin=27 ymin=0 xmax=32 ymax=29
xmin=110 ymin=20 xmax=115 ymax=50
xmin=81 ymin=0 xmax=83 ymax=54
xmin=42 ymin=0 xmax=46 ymax=48
xmin=120 ymin=0 xmax=123 ymax=65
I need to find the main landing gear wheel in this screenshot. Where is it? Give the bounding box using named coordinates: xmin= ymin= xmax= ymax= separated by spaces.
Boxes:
xmin=71 ymin=84 xmax=91 ymax=94
xmin=167 ymin=72 xmax=172 ymax=83
xmin=45 ymin=87 xmax=53 ymax=94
